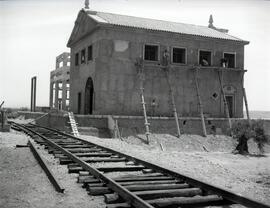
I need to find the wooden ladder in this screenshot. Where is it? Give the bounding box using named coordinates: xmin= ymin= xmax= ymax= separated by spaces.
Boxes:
xmin=136 ymin=57 xmax=150 ymax=144
xmin=193 ymin=67 xmax=207 ymax=137
xmin=164 ymin=69 xmax=181 ymax=138
xmin=68 ymin=112 xmax=80 ymax=137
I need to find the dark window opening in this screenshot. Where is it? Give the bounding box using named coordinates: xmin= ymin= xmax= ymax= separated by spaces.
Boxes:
xmin=81 ymin=49 xmax=86 ymax=64
xmin=84 ymin=77 xmax=94 ymax=114
xmin=78 ymin=92 xmax=81 ymax=114
xmin=144 ymin=45 xmax=158 ymax=61
xmin=58 ymin=100 xmax=62 ymax=110
xmin=75 ymin=53 xmax=79 ymax=66
xmin=173 ymin=48 xmax=186 ymax=64
xmin=199 ymin=50 xmax=211 ymax=66
xmin=224 ymin=53 xmax=235 ymax=68
xmin=87 ymin=45 xmax=93 ymax=61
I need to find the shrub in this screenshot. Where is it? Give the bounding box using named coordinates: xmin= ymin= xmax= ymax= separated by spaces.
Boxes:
xmin=252 ymin=120 xmax=268 ymax=153
xmin=231 ymin=120 xmax=269 ymax=154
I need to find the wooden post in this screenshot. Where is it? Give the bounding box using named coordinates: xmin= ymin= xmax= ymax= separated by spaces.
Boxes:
xmin=0 ymin=102 xmax=4 ymax=129
xmin=30 ymin=76 xmax=37 ymax=112
xmin=165 ymin=69 xmax=181 ymax=138
xmin=0 ymin=101 xmax=4 ymax=109
xmin=139 ymin=76 xmax=150 ymax=144
xmin=243 ymin=88 xmax=250 ymax=122
xmin=136 ymin=58 xmax=150 ymax=144
xmin=193 ymin=68 xmax=207 ymax=137
xmin=241 ymin=72 xmax=251 ymax=124
xmin=217 ymin=70 xmax=232 ymax=129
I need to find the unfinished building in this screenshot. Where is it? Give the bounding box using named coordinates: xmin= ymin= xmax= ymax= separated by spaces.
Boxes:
xmin=67 ymin=8 xmax=249 ymax=118
xmin=49 ymin=52 xmax=71 ymax=111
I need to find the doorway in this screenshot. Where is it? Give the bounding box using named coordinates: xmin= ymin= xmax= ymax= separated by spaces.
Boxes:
xmin=77 ymin=92 xmax=81 ymax=114
xmin=225 ymin=95 xmax=234 ymax=118
xmin=84 ymin=77 xmax=94 ymax=114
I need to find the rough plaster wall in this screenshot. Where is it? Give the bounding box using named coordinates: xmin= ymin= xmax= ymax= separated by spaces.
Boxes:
xmin=70 ymin=28 xmax=103 ymax=113
xmin=70 ymin=26 xmax=246 ymax=117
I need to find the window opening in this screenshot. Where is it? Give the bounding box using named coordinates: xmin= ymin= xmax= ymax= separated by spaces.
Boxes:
xmin=199 ymin=50 xmax=211 ymax=66
xmin=81 ymin=49 xmax=86 ymax=64
xmin=88 ymin=45 xmax=93 ymax=61
xmin=172 ymin=48 xmax=186 ymax=64
xmin=224 ymin=53 xmax=235 ymax=68
xmin=75 ymin=53 xmax=79 ymax=66
xmin=144 ymin=45 xmax=158 ymax=61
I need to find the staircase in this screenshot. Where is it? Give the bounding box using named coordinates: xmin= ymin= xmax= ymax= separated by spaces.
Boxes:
xmin=68 ymin=112 xmax=80 ymax=137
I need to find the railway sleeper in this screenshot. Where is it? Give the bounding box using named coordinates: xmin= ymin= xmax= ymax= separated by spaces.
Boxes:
xmin=79 ymin=175 xmax=174 ymax=184
xmin=117 ymin=183 xmax=191 ymax=192
xmin=89 ymin=186 xmax=112 ymax=195
xmin=84 ymin=179 xmax=180 ymax=190
xmin=67 ymin=148 xmax=103 ymax=153
xmin=75 ymin=152 xmax=113 ymax=157
xmin=60 ymin=152 xmax=113 ymax=159
xmin=119 ymin=180 xmax=181 ymax=186
xmin=106 ymin=194 xmax=225 ymax=208
xmin=60 ymin=157 xmax=127 ymax=165
xmin=58 ymin=144 xmax=91 ymax=148
xmin=105 ymin=187 xmax=202 ymax=203
xmin=68 ymin=165 xmax=147 ymax=173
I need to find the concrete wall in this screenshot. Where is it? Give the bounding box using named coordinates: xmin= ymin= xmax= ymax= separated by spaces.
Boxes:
xmin=16 ymin=112 xmax=270 ymax=137
xmin=111 ymin=116 xmax=232 ymax=136
xmin=74 ymin=115 xmax=108 ymax=128
xmin=70 ymin=26 xmax=246 ymax=117
xmin=17 ymin=111 xmax=68 ymax=131
xmin=49 ymin=52 xmax=70 ymax=111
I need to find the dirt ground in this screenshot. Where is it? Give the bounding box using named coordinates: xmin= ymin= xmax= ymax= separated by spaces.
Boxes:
xmin=0 ymin=130 xmax=105 ymax=208
xmin=81 ymin=134 xmax=270 ymax=205
xmin=1 ymin=126 xmax=269 ymax=207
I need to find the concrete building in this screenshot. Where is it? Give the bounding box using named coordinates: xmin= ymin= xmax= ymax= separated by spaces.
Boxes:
xmin=49 ymin=52 xmax=71 ymax=111
xmin=67 ymin=8 xmax=249 ymax=118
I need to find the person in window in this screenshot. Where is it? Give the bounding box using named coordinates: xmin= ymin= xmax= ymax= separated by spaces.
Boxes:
xmin=220 ymin=58 xmax=228 ymax=68
xmin=162 ymin=49 xmax=170 ymax=66
xmin=201 ymin=59 xmax=209 ymax=66
xmin=151 ymin=99 xmax=158 ymax=117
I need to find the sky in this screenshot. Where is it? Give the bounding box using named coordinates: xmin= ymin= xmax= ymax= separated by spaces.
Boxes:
xmin=0 ymin=0 xmax=270 ymax=111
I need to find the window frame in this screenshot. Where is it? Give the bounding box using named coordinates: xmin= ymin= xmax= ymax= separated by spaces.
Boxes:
xmin=198 ymin=49 xmax=212 ymax=66
xmin=171 ymin=46 xmax=187 ymax=65
xmin=223 ymin=52 xmax=236 ymax=68
xmin=143 ymin=44 xmax=160 ymax=62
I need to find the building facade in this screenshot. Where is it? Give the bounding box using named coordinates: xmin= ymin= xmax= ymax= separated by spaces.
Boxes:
xmin=67 ymin=9 xmax=249 ymax=118
xmin=49 ymin=52 xmax=71 ymax=111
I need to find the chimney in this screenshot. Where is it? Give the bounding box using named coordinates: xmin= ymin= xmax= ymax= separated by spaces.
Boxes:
xmin=208 ymin=14 xmax=229 ymax=33
xmin=208 ymin=14 xmax=214 ymax=28
xmin=85 ymin=0 xmax=89 ymax=9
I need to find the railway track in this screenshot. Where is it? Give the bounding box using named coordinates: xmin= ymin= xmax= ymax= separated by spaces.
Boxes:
xmin=11 ymin=122 xmax=270 ymax=208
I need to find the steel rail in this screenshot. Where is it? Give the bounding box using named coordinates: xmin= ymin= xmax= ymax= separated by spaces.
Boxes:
xmin=26 ymin=123 xmax=270 ymax=208
xmin=11 ymin=122 xmax=155 ymax=208
xmin=28 ymin=139 xmax=65 ymax=193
